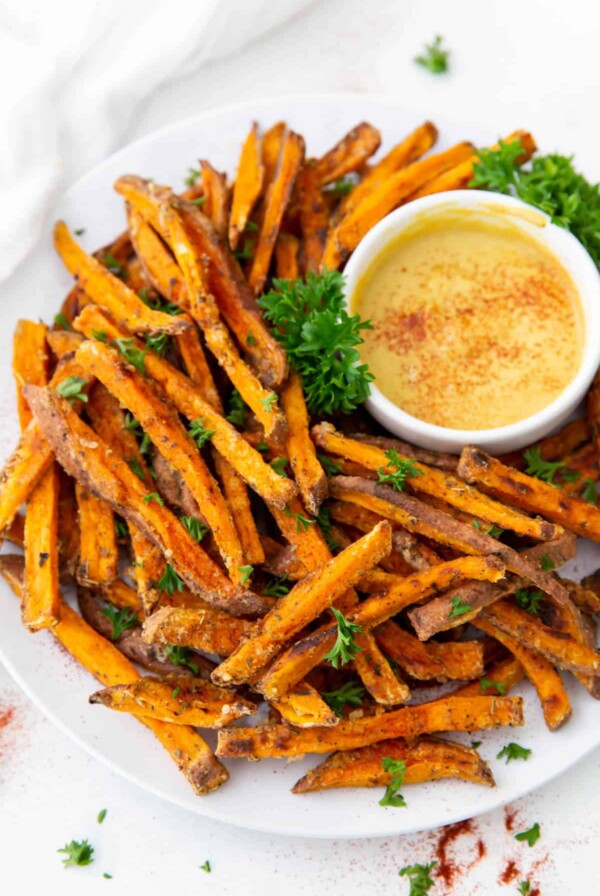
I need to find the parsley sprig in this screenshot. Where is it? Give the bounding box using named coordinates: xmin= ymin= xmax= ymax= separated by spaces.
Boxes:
xmin=497 ymin=742 xmax=532 ymax=763
xmin=262 ymin=576 xmax=291 ymax=598
xmin=101 ymin=605 xmax=137 ymax=640
xmin=157 ymin=563 xmax=184 ymax=596
xmin=165 ymin=645 xmax=199 ymax=675
xmin=515 ymin=588 xmax=544 ymax=616
xmin=480 ymin=677 xmax=507 ymax=695
xmin=324 ymin=608 xmax=363 ymax=668
xmin=188 ymin=418 xmax=215 ymax=448
xmin=180 ymin=515 xmax=209 ymax=543
xmin=379 ymin=757 xmax=407 ymax=807
xmin=258 ymin=270 xmax=373 ymax=415
xmin=522 ymin=447 xmax=578 ymax=485
xmin=515 ymin=822 xmax=541 ymax=847
xmin=448 ymin=595 xmax=471 ymax=618
xmin=471 ymin=140 xmax=600 ymax=267
xmin=399 ymin=861 xmax=437 ymax=895
xmin=58 ymin=839 xmax=95 ymax=868
xmin=377 ymin=449 xmax=424 ymax=491
xmin=56 ymin=376 xmax=88 ymax=404
xmin=414 ymin=35 xmax=449 ymax=74
xmin=321 ymin=680 xmax=365 ymax=718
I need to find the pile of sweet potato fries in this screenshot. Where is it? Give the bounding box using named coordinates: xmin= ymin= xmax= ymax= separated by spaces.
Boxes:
xmin=2 ymin=118 xmax=600 ymax=800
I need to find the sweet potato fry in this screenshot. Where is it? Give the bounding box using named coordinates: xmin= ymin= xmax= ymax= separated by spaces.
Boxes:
xmin=212 ymin=521 xmax=392 ymax=686
xmin=174 ymin=322 xmax=222 ymax=411
xmin=313 ymin=122 xmax=381 ymax=185
xmin=453 ymin=656 xmax=525 ymax=697
xmin=352 ymin=630 xmax=411 ymax=705
xmin=0 ymin=555 xmax=227 ymax=794
xmin=229 ymin=122 xmax=264 ymax=250
xmin=126 ymin=204 xmax=185 ymax=303
xmin=329 ymin=476 xmax=576 ymax=618
xmin=560 ymin=578 xmax=600 ymax=616
xmin=90 ymin=675 xmax=256 ymax=727
xmin=281 ymin=370 xmax=327 ymax=516
xmin=115 ymin=178 xmax=287 ymax=435
xmin=47 ymin=329 xmax=84 ymax=359
xmin=75 ymin=483 xmax=118 ymax=586
xmin=54 ymin=222 xmax=190 ymax=336
xmin=12 ymin=320 xmax=49 ymax=428
xmin=269 ymin=495 xmax=331 ymax=570
xmin=411 ymin=130 xmax=537 ymax=199
xmin=296 ymin=161 xmax=330 ymax=273
xmin=271 ymin=683 xmax=339 ymax=729
xmin=4 ymin=513 xmax=24 ymax=548
xmin=200 ymin=160 xmax=229 ymax=238
xmin=178 ymin=200 xmax=288 ymax=389
xmin=321 ymin=141 xmax=474 ymax=269
xmin=458 ymin=446 xmax=600 ymax=542
xmin=480 ymin=600 xmax=600 ymax=676
xmin=314 ymin=423 xmax=558 ymax=541
xmin=101 ymin=579 xmax=143 ymax=613
xmin=499 ymin=418 xmax=592 ymax=470
xmin=408 ymin=533 xmax=578 ymax=640
xmin=212 ymin=450 xmax=265 ymax=566
xmin=22 ymin=463 xmax=60 ymax=630
xmin=474 ymin=616 xmax=571 ymax=730
xmin=24 ymin=385 xmax=265 ymax=615
xmin=275 ymin=234 xmax=300 ymax=279
xmin=142 ymin=605 xmax=251 ymax=657
xmin=216 ymin=695 xmax=524 ymax=759
xmin=74 ymin=338 xmax=245 ymax=583
xmin=57 ymin=472 xmax=79 ymax=580
xmin=259 ymin=535 xmax=309 ymax=580
xmin=248 ymin=129 xmax=305 ymax=294
xmin=74 ymin=306 xmax=295 ymax=507
xmin=353 ymin=432 xmax=458 ymax=473
xmin=261 ymin=122 xmax=286 ymax=186
xmin=558 ymin=443 xmax=598 ymax=497
xmin=332 ymin=121 xmax=438 ymax=220
xmin=374 ymin=620 xmax=484 ymax=682
xmin=257 ymin=555 xmax=505 ymax=701
xmin=292 ymin=735 xmax=494 ymax=793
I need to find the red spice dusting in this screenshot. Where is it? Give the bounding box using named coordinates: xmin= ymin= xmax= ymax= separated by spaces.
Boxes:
xmin=433 ymin=819 xmax=478 ymax=888
xmin=0 ymin=703 xmax=16 ymax=760
xmin=500 ymin=859 xmax=520 ymax=884
xmin=504 ymin=806 xmax=517 ymax=832
xmin=476 ymin=839 xmax=486 ymax=861
xmin=0 ymin=705 xmax=15 ymax=732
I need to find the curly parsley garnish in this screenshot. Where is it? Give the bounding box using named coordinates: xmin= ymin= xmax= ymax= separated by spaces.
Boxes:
xmin=377 ymin=449 xmax=424 ymax=491
xmin=324 ymin=608 xmax=363 ymax=668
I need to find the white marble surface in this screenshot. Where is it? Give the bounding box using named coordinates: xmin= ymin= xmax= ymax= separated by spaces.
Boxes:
xmin=2 ymin=0 xmax=600 ymax=892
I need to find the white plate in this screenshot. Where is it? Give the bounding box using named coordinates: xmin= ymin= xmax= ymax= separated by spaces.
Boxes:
xmin=1 ymin=94 xmax=599 ymax=839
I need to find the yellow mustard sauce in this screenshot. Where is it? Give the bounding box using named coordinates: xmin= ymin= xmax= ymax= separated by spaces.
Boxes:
xmin=351 ymin=209 xmax=584 ymax=430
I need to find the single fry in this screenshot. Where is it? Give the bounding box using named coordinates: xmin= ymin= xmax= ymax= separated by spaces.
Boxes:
xmin=90 ymin=675 xmax=256 ymax=727
xmin=229 ymin=122 xmax=264 ymax=249
xmin=23 ymin=463 xmax=60 ymax=630
xmin=142 ymin=605 xmax=251 ymax=657
xmin=499 ymin=418 xmax=592 ymax=470
xmin=352 ymin=630 xmax=411 ymax=704
xmin=200 ymin=160 xmax=230 ymax=238
xmin=12 ymin=320 xmax=49 ymax=428
xmin=74 ymin=305 xmax=295 ymax=507
xmin=0 ymin=555 xmax=227 ymax=794
xmin=47 ymin=329 xmax=84 ymax=359
xmin=374 ymin=620 xmax=484 ymax=682
xmin=271 ymin=683 xmax=339 ymax=729
xmin=453 ymin=656 xmax=525 ymax=698
xmin=54 ymin=222 xmax=190 ymax=336
xmin=474 ymin=616 xmax=572 ymax=730
xmin=313 ymin=422 xmax=559 ymax=541
xmin=23 ymin=384 xmax=264 ymax=615
xmin=282 ymin=370 xmax=327 ymax=516
xmin=175 ymin=322 xmax=223 ymax=411
xmin=75 ymin=483 xmax=119 ymax=586
xmin=292 ymin=735 xmax=494 ymax=793
xmin=213 ymin=450 xmax=265 ymax=566
xmin=248 ymin=129 xmax=305 ymax=294
xmin=216 ymin=695 xmax=524 ymax=759
xmin=275 ymin=234 xmax=300 ymax=279
xmin=212 ymin=521 xmax=392 ymax=686
xmin=313 ymin=122 xmax=381 ymax=185
xmin=296 ymin=161 xmax=330 ymax=272
xmin=458 ymin=446 xmax=600 ymax=542
xmin=261 ymin=122 xmax=286 ymax=186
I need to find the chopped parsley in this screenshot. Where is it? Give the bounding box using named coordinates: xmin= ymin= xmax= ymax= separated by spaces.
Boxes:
xmin=238 ymin=564 xmax=254 ymax=585
xmin=497 ymin=742 xmax=532 ymax=763
xmin=157 ymin=563 xmax=184 ymax=596
xmin=414 ymin=35 xmax=449 ymax=74
xmin=101 ymin=605 xmax=137 ymax=640
xmin=480 ymin=677 xmax=507 ymax=695
xmin=399 ymin=861 xmax=437 ymax=895
xmin=515 ymin=822 xmax=541 ymax=847
xmin=324 ymin=607 xmax=363 ymax=668
xmin=379 ymin=757 xmax=407 ymax=808
xmin=165 ymin=645 xmax=199 ymax=675
xmin=58 ymin=839 xmax=95 ymax=868
xmin=188 ymin=417 xmax=215 ymax=448
xmin=56 ymin=376 xmax=88 ymax=404
xmin=515 ymin=588 xmax=544 ymax=616
xmin=377 ymin=450 xmax=424 ymax=492
xmin=321 ymin=680 xmax=365 ymax=718
xmin=448 ymin=595 xmax=472 ymax=618
xmin=180 ymin=515 xmax=209 ymax=543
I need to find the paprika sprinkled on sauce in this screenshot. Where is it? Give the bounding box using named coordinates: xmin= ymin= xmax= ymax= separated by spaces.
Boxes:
xmin=352 ymin=208 xmax=584 ymax=430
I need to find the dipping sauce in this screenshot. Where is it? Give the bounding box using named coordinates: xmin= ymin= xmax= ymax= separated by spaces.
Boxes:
xmin=352 ymin=208 xmax=584 ymax=430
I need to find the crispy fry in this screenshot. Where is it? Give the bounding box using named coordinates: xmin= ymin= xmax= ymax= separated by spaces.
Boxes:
xmin=4 ymin=512 xmax=24 ymax=548
xmin=374 ymin=620 xmax=484 ymax=682
xmin=275 ymin=234 xmax=300 ymax=279
xmin=54 ymin=222 xmax=190 ymax=336
xmin=560 ymin=578 xmax=600 ymax=616
xmin=75 ymin=483 xmax=118 ymax=586
xmin=47 ymin=329 xmax=84 ymax=359
xmin=480 ymin=600 xmax=600 ymax=676
xmin=248 ymin=129 xmax=305 ymax=294
xmin=57 ymin=472 xmax=79 ymax=580
xmin=23 ymin=463 xmax=60 ymax=630
xmin=314 ymin=422 xmax=558 ymax=541
xmin=269 ymin=495 xmax=331 ymax=570
xmin=216 ymin=695 xmax=524 ymax=759
xmin=200 ymin=160 xmax=230 ymax=238
xmin=261 ymin=122 xmax=286 ymax=186
xmin=296 ymin=161 xmax=329 ymax=273
xmin=101 ymin=579 xmax=143 ymax=613
xmin=142 ymin=605 xmax=251 ymax=657
xmin=213 ymin=450 xmax=265 ymax=565
xmin=90 ymin=675 xmax=256 ymax=727
xmin=74 ymin=306 xmax=295 ymax=507
xmin=292 ymin=735 xmax=494 ymax=793
xmin=229 ymin=122 xmax=264 ymax=250
xmin=178 ymin=200 xmax=288 ymax=389
xmin=212 ymin=521 xmax=392 ymax=686
xmin=271 ymin=683 xmax=339 ymax=728
xmin=257 ymin=555 xmax=505 ymax=700
xmin=313 ymin=122 xmax=381 ymax=185
xmin=474 ymin=616 xmax=571 ymax=730
xmin=411 ymin=130 xmax=537 ymax=199
xmin=453 ymin=656 xmax=525 ymax=697
xmin=175 ymin=322 xmax=222 ymax=410
xmin=353 ymin=432 xmax=458 ymax=472
xmin=458 ymin=446 xmax=600 ymax=542
xmin=499 ymin=418 xmax=592 ymax=470
xmin=408 ymin=533 xmax=577 ymax=640
xmin=259 ymin=535 xmax=309 ymax=580
xmin=322 ymin=142 xmax=474 ymax=269
xmin=24 ymin=384 xmax=265 ymax=615
xmin=282 ymin=370 xmax=327 ymax=515
xmin=559 ymin=443 xmax=598 ymax=497
xmin=329 ymin=476 xmax=576 ymax=618
xmin=12 ymin=320 xmax=49 ymax=428
xmin=115 ymin=178 xmax=287 ymax=435
xmin=0 ymin=555 xmax=227 ymax=794
xmin=352 ymin=630 xmax=411 ymax=704
xmin=74 ymin=338 xmax=245 ymax=583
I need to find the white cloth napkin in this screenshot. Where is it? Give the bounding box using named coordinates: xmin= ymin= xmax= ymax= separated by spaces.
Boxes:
xmin=0 ymin=0 xmax=314 ymax=281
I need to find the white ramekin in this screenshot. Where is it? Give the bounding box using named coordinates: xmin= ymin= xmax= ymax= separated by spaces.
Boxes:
xmin=343 ymin=190 xmax=600 ymax=454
